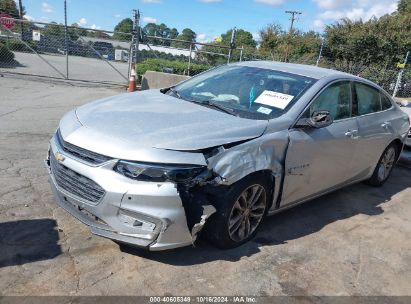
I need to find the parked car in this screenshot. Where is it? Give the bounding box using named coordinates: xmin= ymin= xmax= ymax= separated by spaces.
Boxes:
xmin=399 ymin=102 xmax=411 ymax=147
xmin=46 ymin=62 xmax=410 ymax=250
xmin=92 ymin=41 xmax=114 ymax=59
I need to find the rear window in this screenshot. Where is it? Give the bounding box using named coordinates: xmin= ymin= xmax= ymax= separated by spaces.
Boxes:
xmin=381 ymin=94 xmax=393 ymax=110
xmin=355 ymin=83 xmax=381 ymax=115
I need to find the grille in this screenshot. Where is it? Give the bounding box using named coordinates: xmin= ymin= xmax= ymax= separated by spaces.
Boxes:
xmin=50 ymin=154 xmax=106 ymax=203
xmin=56 ymin=130 xmax=112 ymax=165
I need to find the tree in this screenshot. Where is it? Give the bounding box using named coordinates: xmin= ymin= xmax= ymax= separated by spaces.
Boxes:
xmin=221 ymin=28 xmax=257 ymax=48
xmin=113 ymin=18 xmax=133 ymax=41
xmin=69 ymin=23 xmax=87 ymax=39
xmin=0 ymin=0 xmax=20 ymax=18
xmin=143 ymin=23 xmax=177 ymax=46
xmin=322 ymin=13 xmax=411 ymax=75
xmin=170 ymin=28 xmax=179 ymax=39
xmin=398 ymin=0 xmax=411 ymax=14
xmin=259 ymin=23 xmax=283 ymax=53
xmin=199 ymin=28 xmax=257 ymax=65
xmin=171 ymin=28 xmax=196 ymax=48
xmin=43 ymin=22 xmax=65 ymax=37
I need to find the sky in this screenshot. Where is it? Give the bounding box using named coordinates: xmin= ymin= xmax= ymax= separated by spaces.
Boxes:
xmin=20 ymin=0 xmax=400 ymax=42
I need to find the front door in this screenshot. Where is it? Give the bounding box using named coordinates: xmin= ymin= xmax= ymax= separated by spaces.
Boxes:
xmin=281 ymin=81 xmax=360 ymax=206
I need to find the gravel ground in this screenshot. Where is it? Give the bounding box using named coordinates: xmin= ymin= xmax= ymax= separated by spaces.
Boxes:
xmin=1 ymin=75 xmax=411 ymax=296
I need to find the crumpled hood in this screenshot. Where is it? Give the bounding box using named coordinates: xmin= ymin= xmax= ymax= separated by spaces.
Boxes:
xmin=74 ymin=90 xmax=268 ymax=151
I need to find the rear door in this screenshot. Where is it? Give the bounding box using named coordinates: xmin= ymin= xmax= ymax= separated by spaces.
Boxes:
xmin=281 ymin=81 xmax=360 ymax=206
xmin=351 ymin=82 xmax=397 ymax=177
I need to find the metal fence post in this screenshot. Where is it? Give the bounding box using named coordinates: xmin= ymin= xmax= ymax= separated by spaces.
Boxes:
xmin=227 ymin=27 xmax=236 ymax=64
xmin=128 ymin=10 xmax=140 ymax=79
xmin=393 ymin=51 xmax=409 ymax=98
xmin=187 ymin=43 xmax=192 ymax=76
xmin=18 ymin=0 xmax=24 ymax=41
xmin=64 ymin=0 xmax=69 ymax=79
xmin=316 ymin=39 xmax=324 ymax=67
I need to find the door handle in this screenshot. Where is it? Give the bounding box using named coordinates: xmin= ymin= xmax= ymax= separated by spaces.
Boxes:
xmin=345 ymin=129 xmax=359 ymax=138
xmin=381 ymin=122 xmax=391 ymax=129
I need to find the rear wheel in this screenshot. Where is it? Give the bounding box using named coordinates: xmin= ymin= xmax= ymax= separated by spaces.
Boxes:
xmin=206 ymin=174 xmax=269 ymax=249
xmin=366 ymin=143 xmax=398 ymax=187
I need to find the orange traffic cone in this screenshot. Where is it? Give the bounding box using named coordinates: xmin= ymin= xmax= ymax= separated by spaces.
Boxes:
xmin=128 ymin=68 xmax=136 ymax=92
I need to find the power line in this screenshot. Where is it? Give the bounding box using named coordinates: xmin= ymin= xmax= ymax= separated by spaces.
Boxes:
xmin=285 ymin=10 xmax=302 ymax=33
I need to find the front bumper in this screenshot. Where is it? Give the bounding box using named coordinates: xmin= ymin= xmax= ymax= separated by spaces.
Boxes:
xmin=46 ymin=134 xmax=196 ymax=251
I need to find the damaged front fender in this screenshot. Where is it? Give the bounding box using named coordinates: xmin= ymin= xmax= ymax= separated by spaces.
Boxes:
xmin=174 ymin=130 xmax=289 ymax=243
xmin=204 ymin=130 xmax=289 ymax=210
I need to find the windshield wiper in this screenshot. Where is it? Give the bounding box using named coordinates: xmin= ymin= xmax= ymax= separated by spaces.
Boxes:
xmin=161 ymin=86 xmax=182 ymax=99
xmin=169 ymin=87 xmax=182 ymax=99
xmin=162 ymin=88 xmax=238 ymax=116
xmin=190 ymin=99 xmax=239 ymax=116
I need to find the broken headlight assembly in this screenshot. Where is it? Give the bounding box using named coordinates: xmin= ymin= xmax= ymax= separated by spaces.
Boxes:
xmin=114 ymin=160 xmax=206 ymax=182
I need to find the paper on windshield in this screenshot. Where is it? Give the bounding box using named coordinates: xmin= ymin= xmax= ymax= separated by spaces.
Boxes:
xmin=254 ymin=90 xmax=294 ymax=109
xmin=257 ymin=106 xmax=272 ymax=115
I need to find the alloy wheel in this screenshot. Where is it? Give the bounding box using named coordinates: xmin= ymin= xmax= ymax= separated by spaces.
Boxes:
xmin=377 ymin=146 xmax=396 ymax=182
xmin=228 ymin=184 xmax=266 ymax=242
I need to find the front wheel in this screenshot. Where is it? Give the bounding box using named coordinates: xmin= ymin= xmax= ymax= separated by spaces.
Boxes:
xmin=205 ymin=174 xmax=269 ymax=249
xmin=366 ymin=143 xmax=398 ymax=187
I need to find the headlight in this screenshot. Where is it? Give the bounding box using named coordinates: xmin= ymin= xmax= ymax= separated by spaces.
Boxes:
xmin=114 ymin=160 xmax=206 ymax=182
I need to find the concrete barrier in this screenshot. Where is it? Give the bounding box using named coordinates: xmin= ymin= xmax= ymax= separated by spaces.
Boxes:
xmin=141 ymin=71 xmax=190 ymax=90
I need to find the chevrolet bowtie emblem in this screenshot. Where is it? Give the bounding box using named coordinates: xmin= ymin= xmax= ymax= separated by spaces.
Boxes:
xmin=55 ymin=152 xmax=65 ymax=162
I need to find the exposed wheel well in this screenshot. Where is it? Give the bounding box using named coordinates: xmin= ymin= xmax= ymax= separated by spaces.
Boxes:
xmin=241 ymin=170 xmax=276 ymax=210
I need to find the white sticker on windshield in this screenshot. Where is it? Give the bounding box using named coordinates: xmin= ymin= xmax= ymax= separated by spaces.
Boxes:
xmin=257 ymin=106 xmax=272 ymax=115
xmin=254 ymin=90 xmax=294 ymax=109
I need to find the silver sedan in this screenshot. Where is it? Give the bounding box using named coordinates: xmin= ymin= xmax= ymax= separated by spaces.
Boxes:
xmin=46 ymin=62 xmax=410 ymax=250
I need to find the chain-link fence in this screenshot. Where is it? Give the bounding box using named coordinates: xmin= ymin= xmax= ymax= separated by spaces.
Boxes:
xmin=0 ymin=17 xmax=132 ymax=85
xmin=1 ymin=16 xmax=409 ymax=97
xmin=315 ymin=57 xmax=411 ymax=98
xmin=0 ymin=16 xmax=244 ymax=86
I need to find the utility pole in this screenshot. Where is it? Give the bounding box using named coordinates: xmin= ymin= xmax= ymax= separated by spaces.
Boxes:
xmin=128 ymin=9 xmax=140 ymax=79
xmin=284 ymin=10 xmax=302 ymax=62
xmin=285 ymin=10 xmax=302 ymax=33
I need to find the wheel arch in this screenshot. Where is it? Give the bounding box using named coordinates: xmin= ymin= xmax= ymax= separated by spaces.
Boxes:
xmin=225 ymin=169 xmax=278 ymax=211
xmin=390 ymin=138 xmax=404 ymax=162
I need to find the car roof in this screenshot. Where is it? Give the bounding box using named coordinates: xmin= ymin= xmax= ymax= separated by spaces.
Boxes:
xmin=234 ymin=61 xmax=354 ymax=80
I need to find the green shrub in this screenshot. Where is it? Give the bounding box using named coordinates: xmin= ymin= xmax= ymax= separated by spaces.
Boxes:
xmin=0 ymin=43 xmax=15 ymax=62
xmin=136 ymin=58 xmax=209 ymax=77
xmin=6 ymin=39 xmax=27 ymax=52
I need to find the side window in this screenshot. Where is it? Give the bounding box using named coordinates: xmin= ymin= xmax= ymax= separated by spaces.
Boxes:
xmin=309 ymin=81 xmax=351 ymax=121
xmin=354 ymin=82 xmax=382 ymax=115
xmin=381 ymin=93 xmax=393 ymax=110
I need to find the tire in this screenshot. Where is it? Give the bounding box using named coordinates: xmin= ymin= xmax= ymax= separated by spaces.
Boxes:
xmin=205 ymin=173 xmax=270 ymax=249
xmin=366 ymin=143 xmax=399 ymax=187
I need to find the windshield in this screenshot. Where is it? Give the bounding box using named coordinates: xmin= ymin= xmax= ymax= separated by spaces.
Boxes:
xmin=173 ymin=65 xmax=316 ymax=120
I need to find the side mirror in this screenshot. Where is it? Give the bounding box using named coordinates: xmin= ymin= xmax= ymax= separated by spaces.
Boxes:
xmin=296 ymin=110 xmax=334 ymax=129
